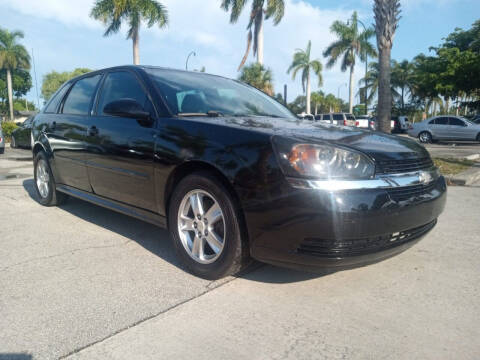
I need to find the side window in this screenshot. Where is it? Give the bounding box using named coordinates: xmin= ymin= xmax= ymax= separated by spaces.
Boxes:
xmin=332 ymin=114 xmax=343 ymax=121
xmin=63 ymin=75 xmax=101 ymax=115
xmin=97 ymin=71 xmax=149 ymax=115
xmin=449 ymin=117 xmax=465 ymax=127
xmin=436 ymin=117 xmax=449 ymax=125
xmin=44 ymin=84 xmax=70 ymax=114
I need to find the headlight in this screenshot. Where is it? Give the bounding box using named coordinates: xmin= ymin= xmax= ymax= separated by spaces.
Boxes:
xmin=272 ymin=136 xmax=375 ymax=180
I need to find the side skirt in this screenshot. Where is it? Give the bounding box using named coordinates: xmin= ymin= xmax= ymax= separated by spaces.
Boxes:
xmin=56 ymin=184 xmax=167 ymax=228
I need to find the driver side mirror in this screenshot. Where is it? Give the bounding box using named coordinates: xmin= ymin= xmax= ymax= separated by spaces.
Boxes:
xmin=103 ymin=99 xmax=153 ymax=125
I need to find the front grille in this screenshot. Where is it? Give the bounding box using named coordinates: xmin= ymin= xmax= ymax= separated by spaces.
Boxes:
xmin=376 ymin=157 xmax=433 ymax=174
xmin=386 ymin=182 xmax=437 ymax=202
xmin=297 ymin=220 xmax=436 ymax=257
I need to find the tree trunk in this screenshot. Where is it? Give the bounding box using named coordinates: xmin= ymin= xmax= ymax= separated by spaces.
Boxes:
xmin=348 ymin=64 xmax=354 ymax=113
xmin=445 ymin=98 xmax=449 ymax=115
xmin=306 ymin=70 xmax=311 ymax=115
xmin=315 ymin=103 xmax=318 ymax=115
xmin=401 ymin=87 xmax=404 ymax=112
xmin=132 ymin=27 xmax=140 ymax=65
xmin=257 ymin=14 xmax=264 ymax=65
xmin=6 ymin=69 xmax=14 ymax=121
xmin=377 ymin=47 xmax=392 ymax=133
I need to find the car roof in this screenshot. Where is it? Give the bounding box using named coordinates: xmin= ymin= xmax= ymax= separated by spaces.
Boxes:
xmin=67 ymin=65 xmax=232 ymax=84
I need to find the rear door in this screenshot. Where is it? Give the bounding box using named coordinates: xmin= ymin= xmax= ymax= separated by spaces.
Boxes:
xmin=50 ymin=74 xmax=102 ymax=191
xmin=85 ymin=70 xmax=157 ymax=211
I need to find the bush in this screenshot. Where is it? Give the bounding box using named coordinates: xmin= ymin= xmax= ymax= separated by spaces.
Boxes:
xmin=1 ymin=121 xmax=18 ymax=141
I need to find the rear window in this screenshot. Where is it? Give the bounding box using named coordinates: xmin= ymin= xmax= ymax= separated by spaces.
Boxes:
xmin=44 ymin=84 xmax=70 ymax=114
xmin=346 ymin=114 xmax=355 ymax=120
xmin=63 ymin=75 xmax=101 ymax=115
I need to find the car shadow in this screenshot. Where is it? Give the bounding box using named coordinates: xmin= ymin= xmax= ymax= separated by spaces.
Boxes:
xmin=22 ymin=179 xmax=326 ymax=284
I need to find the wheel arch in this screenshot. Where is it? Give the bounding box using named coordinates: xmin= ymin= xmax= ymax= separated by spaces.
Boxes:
xmin=164 ymin=160 xmax=250 ymax=247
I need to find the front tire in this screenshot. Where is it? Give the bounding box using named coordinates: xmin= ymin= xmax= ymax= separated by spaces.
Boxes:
xmin=168 ymin=172 xmax=249 ymax=279
xmin=476 ymin=133 xmax=480 ymax=142
xmin=418 ymin=131 xmax=432 ymax=143
xmin=33 ymin=152 xmax=67 ymax=206
xmin=11 ymin=136 xmax=16 ymax=148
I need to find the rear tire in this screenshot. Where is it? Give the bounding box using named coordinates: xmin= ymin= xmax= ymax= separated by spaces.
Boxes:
xmin=33 ymin=152 xmax=67 ymax=206
xmin=418 ymin=131 xmax=432 ymax=144
xmin=168 ymin=172 xmax=250 ymax=279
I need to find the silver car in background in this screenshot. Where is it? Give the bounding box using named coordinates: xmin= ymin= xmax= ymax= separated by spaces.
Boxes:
xmin=0 ymin=128 xmax=5 ymax=154
xmin=408 ymin=115 xmax=480 ymax=143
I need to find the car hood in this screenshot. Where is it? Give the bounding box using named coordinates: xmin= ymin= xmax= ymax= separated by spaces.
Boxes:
xmin=190 ymin=116 xmax=430 ymax=162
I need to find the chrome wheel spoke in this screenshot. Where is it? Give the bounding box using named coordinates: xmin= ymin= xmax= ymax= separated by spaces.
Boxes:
xmin=204 ymin=202 xmax=221 ymax=225
xmin=180 ymin=215 xmax=195 ymax=231
xmin=205 ymin=231 xmax=223 ymax=253
xmin=189 ymin=193 xmax=204 ymax=218
xmin=191 ymin=236 xmax=203 ymax=258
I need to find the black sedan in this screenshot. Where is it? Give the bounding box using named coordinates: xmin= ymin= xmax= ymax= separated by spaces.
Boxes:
xmin=31 ymin=66 xmax=446 ymax=279
xmin=11 ymin=115 xmax=35 ymax=149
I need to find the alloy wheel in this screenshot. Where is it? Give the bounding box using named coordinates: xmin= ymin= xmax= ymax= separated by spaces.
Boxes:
xmin=36 ymin=159 xmax=50 ymax=198
xmin=177 ymin=189 xmax=226 ymax=264
xmin=419 ymin=132 xmax=431 ymax=143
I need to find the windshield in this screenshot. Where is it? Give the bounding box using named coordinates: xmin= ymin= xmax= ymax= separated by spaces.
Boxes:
xmin=146 ymin=68 xmax=295 ymax=119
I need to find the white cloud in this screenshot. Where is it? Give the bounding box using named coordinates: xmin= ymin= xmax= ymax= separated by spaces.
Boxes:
xmin=0 ymin=0 xmax=98 ymax=28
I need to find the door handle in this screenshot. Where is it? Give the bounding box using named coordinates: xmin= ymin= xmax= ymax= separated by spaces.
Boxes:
xmin=87 ymin=126 xmax=99 ymax=136
xmin=51 ymin=121 xmax=56 ymax=130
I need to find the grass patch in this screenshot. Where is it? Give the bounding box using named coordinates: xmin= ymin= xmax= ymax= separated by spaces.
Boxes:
xmin=433 ymin=157 xmax=475 ymax=175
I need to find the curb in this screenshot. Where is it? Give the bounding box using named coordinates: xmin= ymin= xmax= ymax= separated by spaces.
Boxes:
xmin=447 ymin=164 xmax=480 ymax=186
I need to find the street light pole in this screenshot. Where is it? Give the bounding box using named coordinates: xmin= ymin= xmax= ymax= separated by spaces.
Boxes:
xmin=185 ymin=51 xmax=196 ymax=71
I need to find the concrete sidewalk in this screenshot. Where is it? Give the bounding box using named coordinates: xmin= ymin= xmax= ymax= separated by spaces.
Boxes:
xmin=66 ymin=187 xmax=480 ymax=360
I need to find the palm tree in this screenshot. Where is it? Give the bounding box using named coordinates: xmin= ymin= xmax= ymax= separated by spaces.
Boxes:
xmin=0 ymin=28 xmax=30 ymax=121
xmin=221 ymin=0 xmax=285 ymax=70
xmin=238 ymin=63 xmax=274 ymax=96
xmin=90 ymin=0 xmax=168 ymax=65
xmin=324 ymin=12 xmax=376 ymax=114
xmin=374 ymin=0 xmax=401 ymax=132
xmin=358 ymin=61 xmax=399 ymax=104
xmin=287 ymin=41 xmax=323 ymax=115
xmin=310 ymin=91 xmax=324 ymax=115
xmin=391 ymin=59 xmax=414 ymax=112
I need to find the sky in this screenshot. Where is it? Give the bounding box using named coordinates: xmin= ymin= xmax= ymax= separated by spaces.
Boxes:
xmin=0 ymin=0 xmax=479 ymax=107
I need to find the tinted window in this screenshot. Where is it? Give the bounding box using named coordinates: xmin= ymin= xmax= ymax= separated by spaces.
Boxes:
xmin=346 ymin=114 xmax=355 ymax=120
xmin=44 ymin=84 xmax=70 ymax=113
xmin=146 ymin=69 xmax=294 ymax=119
xmin=449 ymin=117 xmax=465 ymax=126
xmin=97 ymin=71 xmax=149 ymax=115
xmin=332 ymin=114 xmax=343 ymax=120
xmin=435 ymin=117 xmax=449 ymax=125
xmin=63 ymin=75 xmax=101 ymax=115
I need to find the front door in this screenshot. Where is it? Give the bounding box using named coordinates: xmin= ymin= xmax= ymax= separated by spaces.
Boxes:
xmin=448 ymin=117 xmax=473 ymax=140
xmin=85 ymin=70 xmax=157 ymax=212
xmin=50 ymin=74 xmax=102 ymax=191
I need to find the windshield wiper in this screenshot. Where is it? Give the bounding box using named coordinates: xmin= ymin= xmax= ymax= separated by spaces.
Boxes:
xmin=177 ymin=111 xmax=223 ymax=117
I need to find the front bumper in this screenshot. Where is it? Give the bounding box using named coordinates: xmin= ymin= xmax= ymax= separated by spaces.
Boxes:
xmin=243 ymin=170 xmax=447 ymax=271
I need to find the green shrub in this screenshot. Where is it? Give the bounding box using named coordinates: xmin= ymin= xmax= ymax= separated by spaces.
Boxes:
xmin=1 ymin=121 xmax=18 ymax=141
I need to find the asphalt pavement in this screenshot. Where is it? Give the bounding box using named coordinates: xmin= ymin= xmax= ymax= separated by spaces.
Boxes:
xmin=1 ymin=147 xmax=479 ymax=360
